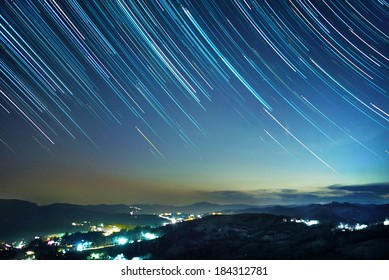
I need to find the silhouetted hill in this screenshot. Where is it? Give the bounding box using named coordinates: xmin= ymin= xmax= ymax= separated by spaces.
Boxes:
xmin=236 ymin=202 xmax=389 ymax=224
xmin=1 ymin=199 xmax=388 ymax=243
xmin=0 ymin=199 xmax=164 ymax=242
xmin=132 ymin=201 xmax=254 ymax=214
xmin=47 ymin=203 xmax=134 ymax=214
xmin=120 ymin=213 xmax=389 ymax=260
xmin=131 ymin=202 xmax=389 ymax=224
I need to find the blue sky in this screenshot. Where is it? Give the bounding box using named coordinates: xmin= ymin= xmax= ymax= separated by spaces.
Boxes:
xmin=0 ymin=0 xmax=388 ymax=205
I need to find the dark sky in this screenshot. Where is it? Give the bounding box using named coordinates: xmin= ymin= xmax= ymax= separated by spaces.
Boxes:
xmin=0 ymin=0 xmax=388 ymax=205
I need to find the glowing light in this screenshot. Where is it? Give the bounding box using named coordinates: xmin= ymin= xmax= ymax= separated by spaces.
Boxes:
xmin=304 ymin=220 xmax=319 ymax=226
xmin=159 ymin=213 xmax=180 ymax=224
xmin=291 ymin=218 xmax=319 ymax=226
xmin=336 ymin=222 xmax=368 ymax=231
xmin=142 ymin=232 xmax=158 ymax=240
xmin=116 ymin=237 xmax=128 ymax=245
xmin=76 ymin=243 xmax=83 ymax=251
xmin=384 ymin=219 xmax=389 ymax=226
xmin=354 ymin=223 xmax=368 ymax=230
xmin=47 ymin=240 xmax=56 ymax=246
xmin=76 ymin=241 xmax=91 ymax=251
xmin=88 ymin=253 xmax=103 ymax=260
xmin=102 ymin=225 xmax=121 ymax=236
xmin=113 ymin=253 xmax=127 ymax=260
xmin=15 ymin=241 xmax=26 ymax=249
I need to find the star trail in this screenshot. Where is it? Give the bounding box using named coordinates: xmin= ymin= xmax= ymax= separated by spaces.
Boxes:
xmin=0 ymin=0 xmax=388 ymax=205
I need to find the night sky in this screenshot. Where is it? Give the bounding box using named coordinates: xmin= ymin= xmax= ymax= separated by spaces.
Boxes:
xmin=0 ymin=0 xmax=388 ymax=206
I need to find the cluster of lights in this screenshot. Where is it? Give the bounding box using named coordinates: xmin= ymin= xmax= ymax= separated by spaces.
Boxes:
xmin=47 ymin=239 xmax=60 ymax=246
xmin=290 ymin=218 xmax=319 ymax=226
xmin=76 ymin=241 xmax=92 ymax=252
xmin=159 ymin=213 xmax=177 ymax=225
xmin=15 ymin=241 xmax=26 ymax=249
xmin=129 ymin=206 xmax=141 ymax=216
xmin=25 ymin=250 xmax=35 ymax=260
xmin=113 ymin=253 xmax=127 ymax=260
xmin=159 ymin=212 xmax=202 ymax=225
xmin=113 ymin=237 xmax=134 ymax=246
xmin=336 ymin=223 xmax=368 ymax=231
xmin=87 ymin=252 xmax=129 ymax=260
xmin=90 ymin=224 xmax=121 ymax=236
xmin=5 ymin=215 xmax=389 ymax=260
xmin=72 ymin=231 xmax=157 ymax=253
xmin=71 ymin=221 xmax=90 ymax=227
xmin=0 ymin=243 xmax=12 ymax=251
xmin=141 ymin=232 xmax=158 ymax=241
xmin=88 ymin=253 xmax=103 ymax=260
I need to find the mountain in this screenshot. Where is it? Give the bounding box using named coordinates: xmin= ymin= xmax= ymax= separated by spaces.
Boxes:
xmin=0 ymin=199 xmax=164 ymax=242
xmin=120 ymin=213 xmax=389 ymax=260
xmin=235 ymin=202 xmax=389 ymax=224
xmin=47 ymin=203 xmax=134 ymax=214
xmin=132 ymin=201 xmax=254 ymax=214
xmin=131 ymin=202 xmax=389 ymax=224
xmin=1 ymin=199 xmax=389 ymax=243
xmin=131 ymin=201 xmax=389 ymax=224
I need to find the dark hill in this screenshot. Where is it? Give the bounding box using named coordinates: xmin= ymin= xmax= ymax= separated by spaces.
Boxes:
xmin=132 ymin=201 xmax=253 ymax=214
xmin=121 ymin=213 xmax=389 ymax=260
xmin=47 ymin=203 xmax=133 ymax=214
xmin=0 ymin=199 xmax=164 ymax=242
xmin=131 ymin=202 xmax=389 ymax=224
xmin=236 ymin=202 xmax=389 ymax=224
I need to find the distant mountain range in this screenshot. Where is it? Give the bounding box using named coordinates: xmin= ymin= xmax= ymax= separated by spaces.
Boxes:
xmin=233 ymin=202 xmax=389 ymax=224
xmin=1 ymin=199 xmax=389 ymax=242
xmin=133 ymin=201 xmax=389 ymax=224
xmin=0 ymin=199 xmax=164 ymax=242
xmin=132 ymin=201 xmax=254 ymax=214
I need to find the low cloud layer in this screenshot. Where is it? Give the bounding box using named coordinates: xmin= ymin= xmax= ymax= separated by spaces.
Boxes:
xmin=197 ymin=182 xmax=389 ymax=205
xmin=328 ymin=183 xmax=389 ymax=196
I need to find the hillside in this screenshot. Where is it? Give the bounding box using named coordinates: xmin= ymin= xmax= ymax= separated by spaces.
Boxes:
xmin=0 ymin=199 xmax=164 ymax=242
xmin=236 ymin=202 xmax=389 ymax=224
xmin=1 ymin=199 xmax=389 ymax=244
xmin=119 ymin=214 xmax=389 ymax=260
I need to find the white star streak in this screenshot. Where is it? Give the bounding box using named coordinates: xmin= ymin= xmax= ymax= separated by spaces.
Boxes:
xmin=135 ymin=126 xmax=167 ymax=161
xmin=370 ymin=103 xmax=389 ymax=119
xmin=264 ymin=129 xmax=296 ymax=159
xmin=0 ymin=89 xmax=55 ymax=145
xmin=0 ymin=138 xmax=16 ymax=154
xmin=264 ymin=108 xmax=338 ymax=173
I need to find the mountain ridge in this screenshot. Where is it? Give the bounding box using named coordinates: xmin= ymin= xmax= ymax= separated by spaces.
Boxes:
xmin=1 ymin=199 xmax=389 ymax=242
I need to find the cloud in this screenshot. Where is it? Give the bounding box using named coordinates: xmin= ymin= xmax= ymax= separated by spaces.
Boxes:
xmin=196 ymin=190 xmax=279 ymax=204
xmin=197 ymin=182 xmax=389 ymax=205
xmin=280 ymin=189 xmax=298 ymax=193
xmin=277 ymin=192 xmax=323 ymax=201
xmin=328 ymin=183 xmax=389 ymax=196
xmin=197 ymin=190 xmax=255 ymax=200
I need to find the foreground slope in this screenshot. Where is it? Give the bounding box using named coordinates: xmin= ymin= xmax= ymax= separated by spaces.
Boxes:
xmin=121 ymin=214 xmax=389 ymax=260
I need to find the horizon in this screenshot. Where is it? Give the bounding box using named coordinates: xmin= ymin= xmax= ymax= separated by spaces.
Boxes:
xmin=0 ymin=1 xmax=388 ymax=206
xmin=2 ymin=182 xmax=389 ymax=207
